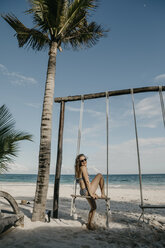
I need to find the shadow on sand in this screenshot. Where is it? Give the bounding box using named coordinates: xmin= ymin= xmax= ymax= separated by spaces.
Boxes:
xmin=1 ymin=196 xmax=165 ymax=247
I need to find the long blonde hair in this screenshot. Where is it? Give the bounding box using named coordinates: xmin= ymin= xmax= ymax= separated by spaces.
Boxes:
xmin=75 ymin=154 xmax=85 ymax=178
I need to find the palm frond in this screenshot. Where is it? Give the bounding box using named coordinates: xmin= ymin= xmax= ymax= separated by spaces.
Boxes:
xmin=68 ymin=0 xmax=98 ymax=15
xmin=63 ymin=21 xmax=108 ymax=49
xmin=11 ymin=131 xmax=33 ymax=142
xmin=58 ymin=0 xmax=87 ymax=36
xmin=0 ymin=104 xmax=15 ymax=138
xmin=0 ymin=162 xmax=9 ymax=174
xmin=57 ymin=0 xmax=100 ymax=43
xmin=0 ymin=105 xmax=33 ymax=173
xmin=45 ymin=0 xmax=68 ymax=35
xmin=26 ymin=0 xmax=52 ymax=34
xmin=26 ymin=0 xmax=68 ymax=37
xmin=58 ymin=8 xmax=85 ymax=38
xmin=1 ymin=13 xmax=50 ymax=50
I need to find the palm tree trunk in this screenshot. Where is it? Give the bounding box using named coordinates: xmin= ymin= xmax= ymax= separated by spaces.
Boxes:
xmin=32 ymin=41 xmax=57 ymax=222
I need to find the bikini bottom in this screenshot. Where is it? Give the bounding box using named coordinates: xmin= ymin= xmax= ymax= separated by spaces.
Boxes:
xmin=80 ymin=188 xmax=88 ymax=196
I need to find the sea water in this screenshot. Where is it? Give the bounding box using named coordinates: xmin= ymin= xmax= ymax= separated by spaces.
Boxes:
xmin=0 ymin=174 xmax=165 ymax=188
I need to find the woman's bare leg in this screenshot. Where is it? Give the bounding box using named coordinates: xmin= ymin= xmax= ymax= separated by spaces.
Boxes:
xmin=90 ymin=173 xmax=106 ymax=198
xmin=87 ymin=198 xmax=96 ymax=229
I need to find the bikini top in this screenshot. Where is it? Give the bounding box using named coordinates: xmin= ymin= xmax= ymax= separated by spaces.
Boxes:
xmin=76 ymin=177 xmax=83 ymax=183
xmin=76 ymin=168 xmax=90 ymax=184
xmin=76 ymin=171 xmax=90 ymax=184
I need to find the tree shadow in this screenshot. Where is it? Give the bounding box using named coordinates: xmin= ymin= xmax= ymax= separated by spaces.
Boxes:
xmin=1 ymin=195 xmax=165 ymax=247
xmin=2 ymin=195 xmax=165 ymax=224
xmin=0 ymin=222 xmax=165 ymax=248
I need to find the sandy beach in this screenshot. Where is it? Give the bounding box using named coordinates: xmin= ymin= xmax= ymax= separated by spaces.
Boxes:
xmin=0 ymin=183 xmax=165 ymax=247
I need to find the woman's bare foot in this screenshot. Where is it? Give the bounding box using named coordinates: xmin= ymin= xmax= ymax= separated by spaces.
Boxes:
xmin=86 ymin=223 xmax=97 ymax=230
xmin=101 ymin=194 xmax=106 ymax=198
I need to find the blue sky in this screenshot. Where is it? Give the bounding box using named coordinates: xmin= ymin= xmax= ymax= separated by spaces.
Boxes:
xmin=0 ymin=0 xmax=165 ymax=175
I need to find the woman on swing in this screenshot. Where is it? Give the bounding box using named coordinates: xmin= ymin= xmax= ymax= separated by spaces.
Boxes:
xmin=75 ymin=153 xmax=106 ymax=230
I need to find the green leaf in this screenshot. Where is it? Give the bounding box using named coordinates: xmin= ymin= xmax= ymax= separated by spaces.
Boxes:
xmin=1 ymin=13 xmax=50 ymax=50
xmin=0 ymin=105 xmax=33 ymax=173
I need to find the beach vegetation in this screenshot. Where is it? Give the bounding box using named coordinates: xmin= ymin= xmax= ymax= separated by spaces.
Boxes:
xmin=0 ymin=104 xmax=33 ymax=174
xmin=1 ymin=0 xmax=108 ymax=221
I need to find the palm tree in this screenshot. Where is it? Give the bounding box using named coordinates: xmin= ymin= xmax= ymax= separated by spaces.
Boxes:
xmin=2 ymin=0 xmax=108 ymax=221
xmin=0 ymin=105 xmax=33 ymax=173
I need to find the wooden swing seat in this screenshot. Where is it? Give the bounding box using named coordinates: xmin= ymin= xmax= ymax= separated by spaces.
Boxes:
xmin=140 ymin=204 xmax=165 ymax=209
xmin=71 ymin=194 xmax=110 ymax=200
xmin=70 ymin=194 xmax=111 ymax=228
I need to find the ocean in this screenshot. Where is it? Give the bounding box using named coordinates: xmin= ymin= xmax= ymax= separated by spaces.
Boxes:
xmin=0 ymin=174 xmax=165 ymax=188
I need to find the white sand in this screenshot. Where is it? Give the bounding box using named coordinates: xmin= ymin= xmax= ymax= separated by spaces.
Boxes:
xmin=0 ymin=183 xmax=165 ymax=247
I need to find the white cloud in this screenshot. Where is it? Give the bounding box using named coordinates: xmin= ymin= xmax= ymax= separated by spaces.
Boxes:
xmin=82 ymin=122 xmax=104 ymax=137
xmin=66 ymin=105 xmax=104 ymax=118
xmin=87 ymin=166 xmax=100 ymax=174
xmin=138 ymin=122 xmax=158 ymax=128
xmin=7 ymin=163 xmax=30 ymax=174
xmin=0 ymin=63 xmax=37 ymax=86
xmin=85 ymin=109 xmax=104 ymax=117
xmin=0 ymin=64 xmax=8 ymax=73
xmin=25 ymin=103 xmax=41 ymax=109
xmin=154 ymin=74 xmax=165 ymax=83
xmin=138 ymin=137 xmax=165 ymax=147
xmin=64 ymin=137 xmax=76 ymax=144
xmin=89 ymin=137 xmax=165 ymax=174
xmin=66 ymin=106 xmax=80 ymax=112
xmin=61 ymin=167 xmax=74 ymax=174
xmin=135 ymin=95 xmax=161 ymax=119
xmin=51 ymin=136 xmax=165 ymax=175
xmin=123 ymin=94 xmax=163 ymax=128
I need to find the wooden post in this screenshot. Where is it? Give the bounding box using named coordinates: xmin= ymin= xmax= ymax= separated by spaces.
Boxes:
xmin=53 ymin=101 xmax=65 ymax=218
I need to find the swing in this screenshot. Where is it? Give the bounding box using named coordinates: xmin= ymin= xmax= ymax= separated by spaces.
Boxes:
xmin=53 ymin=85 xmax=165 ymax=223
xmin=70 ymin=93 xmax=111 ymax=228
xmin=131 ymin=86 xmax=165 ymax=221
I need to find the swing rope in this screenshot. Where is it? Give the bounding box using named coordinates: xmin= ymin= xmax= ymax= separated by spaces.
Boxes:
xmin=76 ymin=95 xmax=84 ymax=156
xmin=131 ymin=89 xmax=144 ymax=208
xmin=159 ymin=85 xmax=165 ymax=128
xmin=106 ymin=92 xmax=109 ymax=198
xmin=73 ymin=95 xmax=84 ymax=198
